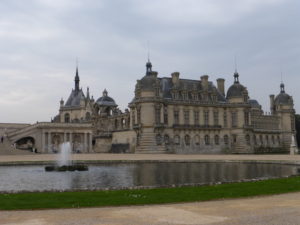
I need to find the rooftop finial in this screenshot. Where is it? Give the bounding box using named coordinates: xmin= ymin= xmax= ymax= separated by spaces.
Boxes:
xmin=233 ymin=55 xmax=239 ymax=84
xmin=103 ymin=89 xmax=108 ymax=97
xmin=145 ymin=41 xmax=153 ymax=75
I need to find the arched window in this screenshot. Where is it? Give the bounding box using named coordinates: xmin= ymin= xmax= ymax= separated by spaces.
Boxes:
xmin=174 ymin=135 xmax=180 ymax=145
xmin=245 ymin=134 xmax=250 ymax=145
xmin=205 ymin=135 xmax=210 ymax=145
xmin=164 ymin=134 xmax=170 ymax=145
xmin=224 ymin=135 xmax=229 ymax=145
xmin=156 ymin=134 xmax=162 ymax=145
xmin=184 ymin=135 xmax=190 ymax=146
xmin=85 ymin=112 xmax=91 ymax=121
xmin=260 ymin=135 xmax=263 ymax=145
xmin=194 ymin=135 xmax=200 ymax=145
xmin=253 ymin=135 xmax=257 ymax=145
xmin=114 ymin=119 xmax=118 ymax=129
xmin=214 ymin=135 xmax=219 ymax=145
xmin=64 ymin=113 xmax=70 ymax=123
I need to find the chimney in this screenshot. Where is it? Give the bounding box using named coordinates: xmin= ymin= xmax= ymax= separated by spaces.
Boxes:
xmin=270 ymin=94 xmax=275 ymax=114
xmin=171 ymin=72 xmax=180 ymax=84
xmin=201 ymin=75 xmax=209 ymax=90
xmin=217 ymin=78 xmax=225 ymax=96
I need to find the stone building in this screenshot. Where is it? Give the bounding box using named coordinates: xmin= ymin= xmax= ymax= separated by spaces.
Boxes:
xmin=3 ymin=61 xmax=297 ymax=154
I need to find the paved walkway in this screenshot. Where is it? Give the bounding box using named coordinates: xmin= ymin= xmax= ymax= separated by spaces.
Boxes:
xmin=1 ymin=153 xmax=300 ymax=163
xmin=2 ymin=192 xmax=300 ymax=225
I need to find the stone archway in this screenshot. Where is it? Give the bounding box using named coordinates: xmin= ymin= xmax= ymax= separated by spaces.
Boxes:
xmin=15 ymin=136 xmax=35 ymax=151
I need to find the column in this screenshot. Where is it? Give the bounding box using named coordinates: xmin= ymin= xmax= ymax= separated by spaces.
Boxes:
xmin=70 ymin=132 xmax=73 ymax=151
xmin=84 ymin=132 xmax=87 ymax=153
xmin=64 ymin=132 xmax=67 ymax=143
xmin=47 ymin=132 xmax=51 ymax=153
xmin=41 ymin=130 xmax=45 ymax=153
xmin=89 ymin=132 xmax=92 ymax=152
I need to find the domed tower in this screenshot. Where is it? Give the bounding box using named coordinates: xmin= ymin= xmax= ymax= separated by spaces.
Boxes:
xmin=226 ymin=71 xmax=249 ymax=103
xmin=94 ymin=89 xmax=118 ymax=117
xmin=273 ymin=82 xmax=296 ymax=150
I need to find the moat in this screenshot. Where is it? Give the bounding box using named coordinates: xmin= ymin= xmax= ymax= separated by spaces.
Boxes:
xmin=0 ymin=161 xmax=299 ymax=193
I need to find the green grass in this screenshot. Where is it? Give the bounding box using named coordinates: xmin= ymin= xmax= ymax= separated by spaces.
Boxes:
xmin=1 ymin=176 xmax=300 ymax=210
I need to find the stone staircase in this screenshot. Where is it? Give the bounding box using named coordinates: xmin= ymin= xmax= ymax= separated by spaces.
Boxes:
xmin=0 ymin=137 xmax=33 ymax=155
xmin=136 ymin=129 xmax=166 ymax=153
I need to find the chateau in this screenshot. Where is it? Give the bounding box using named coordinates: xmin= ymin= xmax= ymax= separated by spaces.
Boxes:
xmin=1 ymin=61 xmax=297 ymax=154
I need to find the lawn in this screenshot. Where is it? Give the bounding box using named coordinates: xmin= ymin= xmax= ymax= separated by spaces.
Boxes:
xmin=1 ymin=176 xmax=300 ymax=210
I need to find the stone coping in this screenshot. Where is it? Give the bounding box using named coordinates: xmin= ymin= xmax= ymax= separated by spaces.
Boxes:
xmin=0 ymin=154 xmax=300 ymax=165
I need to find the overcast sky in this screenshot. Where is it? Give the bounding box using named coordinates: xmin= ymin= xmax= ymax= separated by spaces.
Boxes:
xmin=0 ymin=0 xmax=299 ymax=123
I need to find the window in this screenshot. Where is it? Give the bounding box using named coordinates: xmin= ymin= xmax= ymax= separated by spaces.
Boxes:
xmin=194 ymin=135 xmax=200 ymax=145
xmin=156 ymin=134 xmax=162 ymax=145
xmin=223 ymin=111 xmax=227 ymax=128
xmin=231 ymin=112 xmax=237 ymax=128
xmin=266 ymin=135 xmax=269 ymax=145
xmin=205 ymin=135 xmax=210 ymax=145
xmin=213 ymin=111 xmax=219 ymax=126
xmin=121 ymin=118 xmax=125 ymax=128
xmin=174 ymin=135 xmax=180 ymax=145
xmin=64 ymin=113 xmax=70 ymax=123
xmin=85 ymin=112 xmax=91 ymax=121
xmin=132 ymin=111 xmax=135 ymax=126
xmin=224 ymin=135 xmax=229 ymax=145
xmin=194 ymin=111 xmax=199 ymax=125
xmin=272 ymin=136 xmax=275 ymax=145
xmin=214 ymin=135 xmax=219 ymax=145
xmin=164 ymin=134 xmax=170 ymax=145
xmin=155 ymin=106 xmax=161 ymax=124
xmin=174 ymin=110 xmax=179 ymax=125
xmin=260 ymin=135 xmax=263 ymax=145
xmin=244 ymin=111 xmax=249 ymax=126
xmin=185 ymin=135 xmax=191 ymax=146
xmin=137 ymin=108 xmax=141 ymax=124
xmin=277 ymin=135 xmax=281 ymax=144
xmin=164 ymin=107 xmax=168 ymax=124
xmin=184 ymin=110 xmax=189 ymax=125
xmin=254 ymin=135 xmax=257 ymax=145
xmin=246 ymin=134 xmax=250 ymax=145
xmin=204 ymin=111 xmax=209 ymax=126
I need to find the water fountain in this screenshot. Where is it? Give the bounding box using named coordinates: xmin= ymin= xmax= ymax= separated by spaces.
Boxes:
xmin=45 ymin=142 xmax=88 ymax=172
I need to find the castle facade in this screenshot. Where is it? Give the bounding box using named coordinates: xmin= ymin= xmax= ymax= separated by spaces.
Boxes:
xmin=4 ymin=61 xmax=297 ymax=154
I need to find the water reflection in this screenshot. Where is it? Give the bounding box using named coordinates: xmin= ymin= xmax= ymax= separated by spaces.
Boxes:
xmin=0 ymin=162 xmax=298 ymax=192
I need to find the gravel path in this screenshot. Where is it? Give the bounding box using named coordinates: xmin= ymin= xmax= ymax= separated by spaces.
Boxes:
xmin=1 ymin=192 xmax=300 ymax=225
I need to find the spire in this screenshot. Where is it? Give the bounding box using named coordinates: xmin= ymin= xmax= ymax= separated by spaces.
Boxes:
xmin=280 ymin=82 xmax=285 ymax=93
xmin=75 ymin=63 xmax=80 ymax=92
xmin=86 ymin=87 xmax=90 ymax=99
xmin=233 ymin=55 xmax=239 ymax=84
xmin=234 ymin=71 xmax=239 ymax=84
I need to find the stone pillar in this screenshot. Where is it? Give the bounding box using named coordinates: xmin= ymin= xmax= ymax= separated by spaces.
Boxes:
xmin=47 ymin=132 xmax=51 ymax=153
xmin=84 ymin=132 xmax=87 ymax=153
xmin=64 ymin=132 xmax=67 ymax=143
xmin=42 ymin=130 xmax=45 ymax=153
xmin=89 ymin=132 xmax=92 ymax=152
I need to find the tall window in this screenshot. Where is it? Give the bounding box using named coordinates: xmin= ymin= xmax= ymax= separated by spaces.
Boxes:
xmin=137 ymin=108 xmax=141 ymax=124
xmin=184 ymin=135 xmax=191 ymax=146
xmin=194 ymin=111 xmax=199 ymax=125
xmin=204 ymin=111 xmax=209 ymax=126
xmin=244 ymin=111 xmax=249 ymax=126
xmin=164 ymin=107 xmax=168 ymax=124
xmin=64 ymin=113 xmax=70 ymax=123
xmin=184 ymin=110 xmax=189 ymax=125
xmin=204 ymin=135 xmax=210 ymax=145
xmin=174 ymin=135 xmax=180 ymax=145
xmin=214 ymin=135 xmax=219 ymax=145
xmin=213 ymin=111 xmax=219 ymax=126
xmin=155 ymin=107 xmax=161 ymax=124
xmin=223 ymin=111 xmax=228 ymax=128
xmin=224 ymin=135 xmax=229 ymax=145
xmin=132 ymin=111 xmax=135 ymax=126
xmin=174 ymin=110 xmax=179 ymax=125
xmin=231 ymin=112 xmax=237 ymax=128
xmin=246 ymin=134 xmax=250 ymax=145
